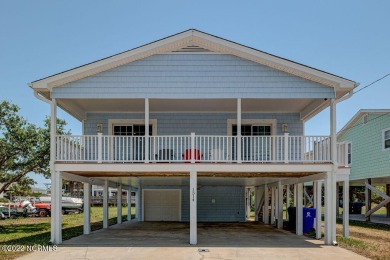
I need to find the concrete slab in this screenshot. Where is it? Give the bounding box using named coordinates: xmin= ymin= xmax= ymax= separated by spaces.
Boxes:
xmin=18 ymin=221 xmax=367 ymax=260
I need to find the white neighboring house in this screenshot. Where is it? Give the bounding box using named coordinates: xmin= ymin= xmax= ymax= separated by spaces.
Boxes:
xmin=29 ymin=29 xmax=358 ymax=245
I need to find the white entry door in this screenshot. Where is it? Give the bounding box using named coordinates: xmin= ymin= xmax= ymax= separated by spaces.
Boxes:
xmin=143 ymin=189 xmax=181 ymax=221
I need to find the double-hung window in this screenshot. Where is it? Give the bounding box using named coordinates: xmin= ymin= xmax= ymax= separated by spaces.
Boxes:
xmin=383 ymin=128 xmax=390 ymax=150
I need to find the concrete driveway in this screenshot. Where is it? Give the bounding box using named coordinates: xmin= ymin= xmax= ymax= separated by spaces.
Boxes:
xmin=18 ymin=221 xmax=367 ymax=260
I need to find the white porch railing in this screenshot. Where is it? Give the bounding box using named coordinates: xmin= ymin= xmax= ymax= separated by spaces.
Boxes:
xmin=55 ymin=134 xmax=344 ymax=164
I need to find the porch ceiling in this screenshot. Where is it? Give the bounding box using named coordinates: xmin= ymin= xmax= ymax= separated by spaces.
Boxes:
xmin=58 ymin=98 xmax=322 ymax=118
xmin=64 ymin=171 xmax=320 ymax=187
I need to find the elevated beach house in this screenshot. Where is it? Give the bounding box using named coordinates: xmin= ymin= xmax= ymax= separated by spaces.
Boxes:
xmin=338 ymin=109 xmax=390 ymax=219
xmin=29 ymin=29 xmax=358 ymax=245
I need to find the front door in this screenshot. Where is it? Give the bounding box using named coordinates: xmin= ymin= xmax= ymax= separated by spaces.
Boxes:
xmin=112 ymin=124 xmax=152 ymax=161
xmin=232 ymin=124 xmax=272 ymax=161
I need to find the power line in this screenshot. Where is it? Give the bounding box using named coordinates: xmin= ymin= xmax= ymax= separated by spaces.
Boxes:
xmin=354 ymin=73 xmax=390 ymax=95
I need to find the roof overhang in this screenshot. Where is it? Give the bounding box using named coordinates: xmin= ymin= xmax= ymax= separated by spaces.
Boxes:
xmin=29 ymin=29 xmax=359 ymax=121
xmin=337 ymin=109 xmax=390 ymax=139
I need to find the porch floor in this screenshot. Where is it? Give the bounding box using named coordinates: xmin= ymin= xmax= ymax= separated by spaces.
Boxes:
xmin=20 ymin=221 xmax=366 ymax=259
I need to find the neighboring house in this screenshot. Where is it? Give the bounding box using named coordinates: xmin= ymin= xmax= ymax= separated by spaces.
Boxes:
xmin=337 ymin=109 xmax=390 ymax=218
xmin=29 ymin=29 xmax=357 ymax=245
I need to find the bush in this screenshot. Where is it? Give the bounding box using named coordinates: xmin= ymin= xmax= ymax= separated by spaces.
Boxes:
xmin=0 ymin=197 xmax=10 ymax=203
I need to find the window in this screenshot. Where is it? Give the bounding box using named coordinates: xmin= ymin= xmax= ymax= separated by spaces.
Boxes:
xmin=347 ymin=142 xmax=352 ymax=164
xmin=384 ymin=128 xmax=390 ymax=150
xmin=363 ymin=114 xmax=368 ymax=125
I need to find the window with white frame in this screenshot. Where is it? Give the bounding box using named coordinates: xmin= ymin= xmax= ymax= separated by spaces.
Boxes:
xmin=384 ymin=128 xmax=390 ymax=150
xmin=347 ymin=142 xmax=352 ymax=164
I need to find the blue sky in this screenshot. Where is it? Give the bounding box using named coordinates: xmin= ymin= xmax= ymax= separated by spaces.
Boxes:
xmin=1 ymin=1 xmax=389 ymax=187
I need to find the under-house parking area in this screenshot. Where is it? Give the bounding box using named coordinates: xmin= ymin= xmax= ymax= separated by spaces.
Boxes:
xmin=23 ymin=221 xmax=364 ymax=260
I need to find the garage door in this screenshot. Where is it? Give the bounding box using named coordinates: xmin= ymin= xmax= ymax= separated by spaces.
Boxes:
xmin=143 ymin=189 xmax=181 ymax=221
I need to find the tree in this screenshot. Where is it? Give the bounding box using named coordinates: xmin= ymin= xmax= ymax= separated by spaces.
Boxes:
xmin=0 ymin=100 xmax=69 ymax=195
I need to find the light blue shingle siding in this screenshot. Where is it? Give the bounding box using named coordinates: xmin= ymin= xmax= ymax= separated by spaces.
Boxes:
xmin=52 ymin=54 xmax=335 ymax=99
xmin=139 ymin=185 xmax=245 ymax=222
xmin=84 ymin=112 xmax=303 ymax=136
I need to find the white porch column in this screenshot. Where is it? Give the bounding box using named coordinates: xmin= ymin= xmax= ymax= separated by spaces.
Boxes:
xmin=51 ymin=171 xmax=62 ymax=244
xmin=145 ymin=98 xmax=149 ymax=163
xmin=277 ymin=181 xmax=284 ymax=229
xmin=314 ymin=180 xmax=322 ymax=239
xmin=270 ymin=187 xmax=275 ymax=225
xmin=263 ymin=184 xmax=269 ymax=224
xmin=103 ymin=180 xmax=109 ymax=229
xmin=190 ymin=171 xmax=197 ymax=245
xmin=296 ymin=183 xmax=303 ymax=235
xmin=324 ymin=172 xmax=336 ymax=245
xmin=343 ymin=180 xmax=350 ymax=237
xmin=293 ymin=184 xmax=297 ymax=206
xmin=127 ymin=187 xmax=131 ymax=221
xmin=83 ymin=183 xmax=91 ymax=235
xmin=237 ymin=98 xmax=242 ymax=163
xmin=50 ymin=99 xmax=63 ymax=244
xmin=136 ymin=189 xmax=140 ymax=220
xmin=117 ymin=184 xmax=122 ymax=224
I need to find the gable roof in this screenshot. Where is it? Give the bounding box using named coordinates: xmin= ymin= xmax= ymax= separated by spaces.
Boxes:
xmin=338 ymin=109 xmax=390 ymax=139
xmin=29 ymin=29 xmax=358 ymax=95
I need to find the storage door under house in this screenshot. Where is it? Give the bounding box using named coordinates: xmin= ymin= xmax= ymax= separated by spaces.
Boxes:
xmin=143 ymin=190 xmax=181 ymax=221
xmin=111 ymin=124 xmax=152 ymax=161
xmin=232 ymin=125 xmax=272 ymax=161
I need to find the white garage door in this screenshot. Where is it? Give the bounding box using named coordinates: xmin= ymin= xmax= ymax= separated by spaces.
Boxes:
xmin=143 ymin=189 xmax=181 ymax=221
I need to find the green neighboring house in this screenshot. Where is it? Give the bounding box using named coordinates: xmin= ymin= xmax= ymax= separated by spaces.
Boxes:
xmin=337 ymin=109 xmax=390 ymax=217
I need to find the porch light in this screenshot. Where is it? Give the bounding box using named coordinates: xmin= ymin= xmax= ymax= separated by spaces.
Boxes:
xmin=96 ymin=124 xmax=103 ymax=133
xmin=282 ymin=124 xmax=288 ymax=133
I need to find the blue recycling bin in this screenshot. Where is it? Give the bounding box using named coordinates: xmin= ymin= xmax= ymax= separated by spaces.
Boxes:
xmin=303 ymin=208 xmax=316 ymax=233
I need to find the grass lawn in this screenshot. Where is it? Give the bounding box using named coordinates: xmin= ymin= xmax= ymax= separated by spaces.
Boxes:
xmin=335 ymin=219 xmax=390 ymax=260
xmin=0 ymin=206 xmax=135 ymax=260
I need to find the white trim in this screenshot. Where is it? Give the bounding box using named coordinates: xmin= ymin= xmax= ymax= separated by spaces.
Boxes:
xmin=30 ymin=29 xmax=356 ymax=91
xmin=227 ymin=119 xmax=277 ymax=136
xmin=383 ymin=127 xmax=390 ymax=151
xmin=55 ymin=163 xmax=333 ymax=174
xmin=108 ymin=119 xmax=158 ymax=136
xmin=142 ymin=189 xmax=182 ymax=222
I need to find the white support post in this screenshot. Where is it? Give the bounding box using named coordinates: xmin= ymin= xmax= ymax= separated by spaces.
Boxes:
xmin=293 ymin=184 xmax=297 ymax=206
xmin=50 ymin=99 xmax=63 ymax=244
xmin=117 ymin=184 xmax=122 ymax=224
xmin=324 ymin=172 xmax=336 ymax=245
xmin=343 ymin=180 xmax=350 ymax=237
xmin=263 ymin=184 xmax=269 ymax=224
xmin=296 ymin=183 xmax=303 ymax=235
xmin=98 ymin=133 xmax=102 ymax=163
xmin=190 ymin=133 xmax=195 ymax=163
xmin=145 ymin=98 xmax=149 ymax=163
xmin=286 ymin=185 xmax=290 ymax=220
xmin=83 ymin=183 xmax=91 ymax=235
xmin=136 ymin=188 xmax=141 ymax=220
xmin=277 ymin=181 xmax=284 ymax=229
xmin=284 ymin=133 xmax=289 ymax=163
xmin=51 ymin=171 xmax=62 ymax=244
xmin=237 ymin=98 xmax=242 ymax=163
xmin=314 ymin=181 xmax=322 ymax=239
xmin=271 ymin=187 xmax=275 ymax=225
xmin=103 ymin=180 xmax=109 ymax=229
xmin=127 ymin=187 xmax=131 ymax=221
xmin=190 ymin=171 xmax=197 ymax=245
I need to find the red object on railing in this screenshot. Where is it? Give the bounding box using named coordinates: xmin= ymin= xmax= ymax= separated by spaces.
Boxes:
xmin=183 ymin=149 xmax=201 ymax=160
